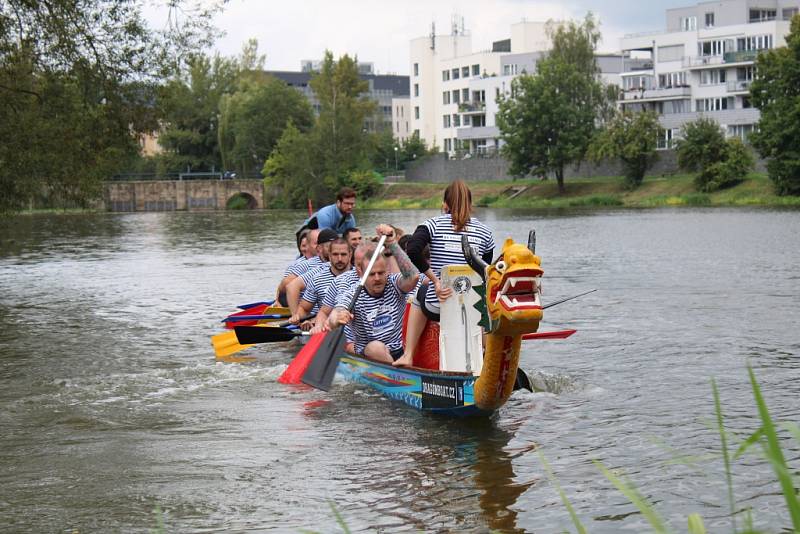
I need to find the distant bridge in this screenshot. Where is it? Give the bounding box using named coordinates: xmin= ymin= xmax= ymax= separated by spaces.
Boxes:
xmin=104 ymin=179 xmax=265 ymax=212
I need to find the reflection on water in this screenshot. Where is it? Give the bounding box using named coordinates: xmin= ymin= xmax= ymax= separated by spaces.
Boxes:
xmin=1 ymin=208 xmax=799 ymax=532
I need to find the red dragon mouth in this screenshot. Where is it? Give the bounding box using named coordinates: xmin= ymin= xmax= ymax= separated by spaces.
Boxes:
xmin=491 ymin=268 xmax=542 ymax=312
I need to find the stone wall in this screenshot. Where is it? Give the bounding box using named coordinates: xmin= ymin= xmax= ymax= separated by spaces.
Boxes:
xmin=104 ymin=179 xmax=265 ymax=211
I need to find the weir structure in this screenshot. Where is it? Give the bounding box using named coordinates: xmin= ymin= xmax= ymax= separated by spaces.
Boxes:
xmin=104 ymin=179 xmax=264 ymax=212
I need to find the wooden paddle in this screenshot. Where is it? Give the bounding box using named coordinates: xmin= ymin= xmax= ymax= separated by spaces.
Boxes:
xmin=301 ymin=235 xmax=387 ymax=391
xmin=211 ymin=315 xmax=315 ymax=358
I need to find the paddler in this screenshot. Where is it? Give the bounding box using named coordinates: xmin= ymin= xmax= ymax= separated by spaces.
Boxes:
xmin=286 ymin=237 xmax=352 ymax=328
xmin=276 ymin=228 xmax=338 ymax=306
xmin=328 ymin=225 xmax=419 ymax=364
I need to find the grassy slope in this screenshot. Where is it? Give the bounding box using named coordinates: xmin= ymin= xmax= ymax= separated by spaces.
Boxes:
xmin=361 ymin=174 xmax=800 ymax=210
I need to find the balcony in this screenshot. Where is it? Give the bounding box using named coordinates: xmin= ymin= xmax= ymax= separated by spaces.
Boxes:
xmin=723 ymin=50 xmax=759 ymax=63
xmin=623 ymin=86 xmax=691 ymax=102
xmin=456 ymin=125 xmax=499 ymax=140
xmin=458 ymin=101 xmax=486 ymax=115
xmin=726 ymin=79 xmax=752 ymax=93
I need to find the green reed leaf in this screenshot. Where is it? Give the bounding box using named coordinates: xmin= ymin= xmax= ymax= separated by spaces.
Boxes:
xmin=594 ymin=460 xmax=671 ymax=534
xmin=538 ymin=449 xmax=588 ymax=534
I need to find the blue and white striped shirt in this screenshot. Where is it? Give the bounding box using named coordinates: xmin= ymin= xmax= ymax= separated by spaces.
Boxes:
xmin=287 ymin=255 xmax=323 ymax=277
xmin=300 ymin=263 xmax=338 ymax=313
xmin=422 ymin=214 xmax=494 ymax=304
xmin=335 ymin=273 xmax=409 ymax=354
xmin=322 ymin=268 xmax=359 ymax=309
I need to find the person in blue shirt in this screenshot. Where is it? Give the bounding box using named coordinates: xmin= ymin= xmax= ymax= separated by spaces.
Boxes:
xmin=297 ymin=187 xmax=357 ymax=246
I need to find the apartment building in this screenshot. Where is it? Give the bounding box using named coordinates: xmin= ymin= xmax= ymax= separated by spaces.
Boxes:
xmin=619 ymin=0 xmax=799 ymax=148
xmin=266 ymin=62 xmax=409 ymax=132
xmin=406 ymin=21 xmax=629 ymax=157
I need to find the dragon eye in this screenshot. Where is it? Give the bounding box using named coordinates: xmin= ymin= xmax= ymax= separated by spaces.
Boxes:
xmin=495 ymin=260 xmax=507 ymax=273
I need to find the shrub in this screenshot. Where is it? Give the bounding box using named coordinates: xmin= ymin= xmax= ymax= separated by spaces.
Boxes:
xmin=694 ymin=138 xmax=755 ymax=193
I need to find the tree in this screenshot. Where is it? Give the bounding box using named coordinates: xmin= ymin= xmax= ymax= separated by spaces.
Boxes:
xmin=589 ymin=110 xmax=661 ymax=188
xmin=157 ymin=53 xmax=240 ymax=173
xmin=496 ymin=14 xmax=604 ymax=193
xmin=676 ymin=118 xmax=754 ymax=192
xmin=218 ymin=75 xmax=314 ymax=176
xmin=262 ymin=122 xmax=320 ymax=207
xmin=749 ymin=14 xmax=800 ymax=195
xmin=0 ymin=0 xmax=220 ymax=212
xmin=309 ymin=51 xmax=376 ymax=190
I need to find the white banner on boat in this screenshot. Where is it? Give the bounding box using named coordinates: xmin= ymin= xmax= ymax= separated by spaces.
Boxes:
xmin=439 ymin=264 xmax=484 ymax=375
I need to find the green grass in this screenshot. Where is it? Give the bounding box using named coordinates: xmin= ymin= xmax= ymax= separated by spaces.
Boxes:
xmin=360 ymin=173 xmax=800 ymax=210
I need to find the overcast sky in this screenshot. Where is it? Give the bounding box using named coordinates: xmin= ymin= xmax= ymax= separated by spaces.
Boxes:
xmin=145 ymin=0 xmax=693 ymax=74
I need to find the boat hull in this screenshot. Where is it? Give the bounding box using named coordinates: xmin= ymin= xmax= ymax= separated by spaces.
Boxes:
xmin=336 ymin=354 xmax=495 ymax=417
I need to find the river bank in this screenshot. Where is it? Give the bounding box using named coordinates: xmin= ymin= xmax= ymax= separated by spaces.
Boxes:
xmin=362 ymin=173 xmax=800 ymax=210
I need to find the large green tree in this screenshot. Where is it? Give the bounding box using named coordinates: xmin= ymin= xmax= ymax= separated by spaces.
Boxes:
xmin=749 ymin=14 xmax=800 ymax=195
xmin=496 ymin=14 xmax=604 ymax=193
xmin=676 ymin=117 xmax=754 ymax=192
xmin=0 ymin=0 xmax=219 ymax=211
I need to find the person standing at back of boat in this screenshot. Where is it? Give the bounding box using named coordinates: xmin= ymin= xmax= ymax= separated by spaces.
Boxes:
xmin=301 ymin=187 xmax=357 ymax=235
xmin=328 ymin=225 xmax=419 ymax=364
xmin=393 ymin=180 xmax=495 ymax=368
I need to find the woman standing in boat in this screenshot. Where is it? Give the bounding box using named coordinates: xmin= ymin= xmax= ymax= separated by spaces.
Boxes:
xmin=393 ymin=179 xmax=495 ymax=367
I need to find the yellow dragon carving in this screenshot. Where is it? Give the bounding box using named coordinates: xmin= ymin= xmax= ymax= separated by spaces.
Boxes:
xmin=464 ymin=236 xmax=543 ymax=411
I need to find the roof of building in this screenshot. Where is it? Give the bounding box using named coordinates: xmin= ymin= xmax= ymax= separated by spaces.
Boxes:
xmin=264 ymin=70 xmax=410 ymax=96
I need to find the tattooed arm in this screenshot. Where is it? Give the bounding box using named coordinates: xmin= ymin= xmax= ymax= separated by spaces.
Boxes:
xmin=376 ymin=224 xmax=419 ymax=293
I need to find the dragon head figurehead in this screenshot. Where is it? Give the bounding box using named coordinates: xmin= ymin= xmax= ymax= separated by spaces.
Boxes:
xmin=484 ymin=238 xmax=543 ymax=336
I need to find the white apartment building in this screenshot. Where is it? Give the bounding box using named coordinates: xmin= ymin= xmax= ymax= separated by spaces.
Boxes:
xmin=405 ymin=21 xmax=629 ymax=157
xmin=619 ymin=0 xmax=799 ymax=148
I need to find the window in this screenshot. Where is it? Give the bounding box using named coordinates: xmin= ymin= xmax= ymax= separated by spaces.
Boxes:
xmin=444 ymin=138 xmax=452 ymax=152
xmin=472 ymin=115 xmax=486 ymax=127
xmin=413 ymin=129 xmax=419 ymax=137
xmin=698 ymin=39 xmax=726 ymax=56
xmin=737 ymin=66 xmax=754 ymax=81
xmin=658 ymin=71 xmax=687 ymax=88
xmin=749 ymin=9 xmax=776 ymax=22
xmin=503 ymin=64 xmax=519 ymax=76
xmin=452 ymin=89 xmax=460 ymax=104
xmin=453 ymin=114 xmax=461 ymax=127
xmin=462 ymin=66 xmax=469 ymax=77
xmin=705 ymin=12 xmax=715 ymax=27
xmin=414 ymin=84 xmax=419 ymax=97
xmin=443 ymin=115 xmax=451 ymax=128
xmin=737 ymin=34 xmax=773 ymax=51
xmin=662 ymin=99 xmax=689 ymax=114
xmin=463 ymin=115 xmax=471 ymax=126
xmin=742 ymin=96 xmax=752 ymax=108
xmin=443 ymin=91 xmax=450 ymax=105
xmin=696 ymin=97 xmax=732 ymax=111
xmin=657 ymin=128 xmax=679 ymax=150
xmin=700 ymin=69 xmax=726 ymax=85
xmin=680 ymin=16 xmax=697 ymax=31
xmin=413 ymin=63 xmax=419 ymax=76
xmin=452 ymin=68 xmax=460 ymax=80
xmin=442 ymin=70 xmax=450 ymax=81
xmin=728 ymin=124 xmax=755 ymax=140
xmin=472 ymin=90 xmax=485 ymax=102
xmin=462 ymin=88 xmax=469 ymax=102
xmin=783 ymin=8 xmax=799 ymax=20
xmin=414 ymin=106 xmax=419 ymax=119
xmin=472 ymin=64 xmax=480 ymax=76
xmin=496 ymin=87 xmax=500 ymax=99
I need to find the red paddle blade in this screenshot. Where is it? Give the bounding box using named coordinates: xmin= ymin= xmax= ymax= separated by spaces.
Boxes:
xmin=278 ymin=332 xmax=327 ymax=384
xmin=224 ymin=304 xmax=270 ymax=328
xmin=522 ymin=329 xmax=576 ymax=340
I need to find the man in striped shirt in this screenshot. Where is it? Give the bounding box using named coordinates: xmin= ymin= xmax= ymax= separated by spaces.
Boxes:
xmin=287 ymin=237 xmax=352 ymax=328
xmin=276 ymin=228 xmax=338 ymax=305
xmin=309 ymin=244 xmax=366 ymax=334
xmin=329 ymin=225 xmax=419 ymax=364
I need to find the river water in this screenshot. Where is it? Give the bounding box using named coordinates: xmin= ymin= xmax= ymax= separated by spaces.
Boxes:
xmin=1 ymin=208 xmax=798 ymax=533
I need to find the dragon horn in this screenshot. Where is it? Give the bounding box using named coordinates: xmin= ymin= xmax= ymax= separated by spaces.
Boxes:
xmin=461 ymin=234 xmax=487 ymax=280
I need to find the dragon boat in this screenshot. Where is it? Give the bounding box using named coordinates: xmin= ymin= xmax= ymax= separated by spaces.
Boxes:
xmin=328 ymin=233 xmax=548 ymax=417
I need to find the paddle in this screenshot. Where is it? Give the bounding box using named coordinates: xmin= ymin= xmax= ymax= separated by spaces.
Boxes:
xmin=234 ymin=325 xmax=310 ymax=344
xmin=223 ymin=313 xmax=290 ymax=323
xmin=542 ymin=289 xmax=597 ymax=310
xmin=237 ymin=300 xmax=275 ymax=310
xmin=301 ymin=235 xmax=387 ymax=391
xmin=211 ymin=316 xmax=315 ymax=358
xmin=522 ymin=329 xmax=576 ymax=340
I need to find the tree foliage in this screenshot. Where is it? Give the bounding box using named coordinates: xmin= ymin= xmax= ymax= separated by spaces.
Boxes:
xmin=749 ymin=14 xmax=800 ymax=195
xmin=497 ymin=14 xmax=604 ymax=192
xmin=0 ymin=0 xmax=220 ymax=212
xmin=218 ymin=75 xmax=313 ymax=176
xmin=263 ymin=51 xmax=379 ymax=207
xmin=676 ymin=118 xmax=754 ymax=192
xmin=589 ymin=110 xmax=661 ymax=188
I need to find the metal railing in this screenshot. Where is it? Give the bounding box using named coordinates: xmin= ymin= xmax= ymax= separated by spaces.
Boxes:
xmin=458 ymin=101 xmax=486 ymax=113
xmin=726 ymin=79 xmax=752 ymax=92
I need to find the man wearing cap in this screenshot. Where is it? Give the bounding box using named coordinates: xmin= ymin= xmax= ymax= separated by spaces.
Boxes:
xmin=276 ymin=228 xmax=338 ymax=306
